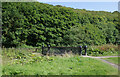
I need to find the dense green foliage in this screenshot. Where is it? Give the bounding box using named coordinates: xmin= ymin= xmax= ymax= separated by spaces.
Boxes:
xmin=0 ymin=5 xmax=2 ymax=45
xmin=87 ymin=44 xmax=118 ymax=56
xmin=2 ymin=2 xmax=120 ymax=47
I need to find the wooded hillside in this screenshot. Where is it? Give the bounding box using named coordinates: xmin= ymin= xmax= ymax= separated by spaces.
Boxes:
xmin=2 ymin=2 xmax=120 ymax=47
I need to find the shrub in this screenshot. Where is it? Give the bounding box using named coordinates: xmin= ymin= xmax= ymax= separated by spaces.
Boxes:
xmin=87 ymin=44 xmax=118 ymax=56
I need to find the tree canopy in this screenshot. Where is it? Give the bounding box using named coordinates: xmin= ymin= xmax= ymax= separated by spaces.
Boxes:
xmin=2 ymin=2 xmax=120 ymax=48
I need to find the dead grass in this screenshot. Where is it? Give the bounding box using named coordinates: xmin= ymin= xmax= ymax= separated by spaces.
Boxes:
xmin=91 ymin=44 xmax=118 ymax=51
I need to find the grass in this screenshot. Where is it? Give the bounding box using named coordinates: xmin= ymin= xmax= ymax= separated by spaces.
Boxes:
xmin=0 ymin=66 xmax=1 ymax=76
xmin=2 ymin=56 xmax=118 ymax=75
xmin=103 ymin=57 xmax=120 ymax=65
xmin=2 ymin=47 xmax=119 ymax=75
xmin=88 ymin=51 xmax=118 ymax=57
xmin=0 ymin=64 xmax=1 ymax=77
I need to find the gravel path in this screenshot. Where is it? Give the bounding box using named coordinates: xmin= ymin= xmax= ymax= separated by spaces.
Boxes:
xmin=82 ymin=56 xmax=120 ymax=58
xmin=82 ymin=56 xmax=120 ymax=70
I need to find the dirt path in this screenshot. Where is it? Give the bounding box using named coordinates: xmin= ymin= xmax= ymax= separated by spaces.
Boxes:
xmin=82 ymin=56 xmax=120 ymax=70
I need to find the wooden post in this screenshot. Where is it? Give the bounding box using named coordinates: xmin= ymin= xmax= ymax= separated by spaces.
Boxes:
xmin=79 ymin=46 xmax=82 ymax=56
xmin=47 ymin=45 xmax=50 ymax=55
xmin=42 ymin=45 xmax=44 ymax=55
xmin=118 ymin=44 xmax=120 ymax=56
xmin=85 ymin=46 xmax=87 ymax=56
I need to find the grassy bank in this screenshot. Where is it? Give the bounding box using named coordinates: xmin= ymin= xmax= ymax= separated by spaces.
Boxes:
xmin=0 ymin=64 xmax=1 ymax=76
xmin=2 ymin=56 xmax=118 ymax=75
xmin=2 ymin=45 xmax=119 ymax=75
xmin=0 ymin=67 xmax=1 ymax=77
xmin=103 ymin=57 xmax=120 ymax=65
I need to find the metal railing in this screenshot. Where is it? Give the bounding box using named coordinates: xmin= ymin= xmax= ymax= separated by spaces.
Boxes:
xmin=42 ymin=45 xmax=87 ymax=56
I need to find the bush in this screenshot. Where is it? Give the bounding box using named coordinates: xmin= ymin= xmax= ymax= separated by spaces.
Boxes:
xmin=2 ymin=2 xmax=119 ymax=48
xmin=87 ymin=44 xmax=118 ymax=56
